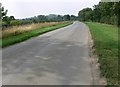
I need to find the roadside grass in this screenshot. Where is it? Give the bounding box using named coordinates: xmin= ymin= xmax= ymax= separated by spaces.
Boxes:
xmin=86 ymin=22 xmax=118 ymax=85
xmin=1 ymin=22 xmax=72 ymax=47
xmin=2 ymin=22 xmax=64 ymax=38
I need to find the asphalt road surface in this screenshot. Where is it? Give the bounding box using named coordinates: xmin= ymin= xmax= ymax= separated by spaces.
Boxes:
xmin=2 ymin=21 xmax=94 ymax=85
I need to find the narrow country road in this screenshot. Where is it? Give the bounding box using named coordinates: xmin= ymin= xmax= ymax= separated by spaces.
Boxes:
xmin=3 ymin=21 xmax=94 ymax=85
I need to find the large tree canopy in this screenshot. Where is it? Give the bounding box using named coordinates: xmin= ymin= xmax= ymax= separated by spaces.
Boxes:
xmin=78 ymin=8 xmax=93 ymax=21
xmin=78 ymin=2 xmax=119 ymax=26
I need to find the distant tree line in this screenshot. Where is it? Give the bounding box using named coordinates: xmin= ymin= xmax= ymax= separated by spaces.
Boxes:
xmin=18 ymin=14 xmax=77 ymax=24
xmin=1 ymin=1 xmax=119 ymax=28
xmin=0 ymin=3 xmax=77 ymax=28
xmin=78 ymin=2 xmax=119 ymax=26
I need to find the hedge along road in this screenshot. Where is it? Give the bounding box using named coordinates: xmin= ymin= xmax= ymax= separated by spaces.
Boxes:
xmin=2 ymin=21 xmax=99 ymax=85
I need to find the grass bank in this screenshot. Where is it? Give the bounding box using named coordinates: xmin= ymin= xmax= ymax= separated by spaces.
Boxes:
xmin=1 ymin=22 xmax=72 ymax=47
xmin=86 ymin=22 xmax=118 ymax=85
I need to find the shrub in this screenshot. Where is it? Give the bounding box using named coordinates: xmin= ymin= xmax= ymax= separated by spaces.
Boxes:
xmin=10 ymin=20 xmax=22 ymax=26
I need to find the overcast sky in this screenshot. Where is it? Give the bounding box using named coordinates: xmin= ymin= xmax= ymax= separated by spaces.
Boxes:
xmin=1 ymin=0 xmax=101 ymax=19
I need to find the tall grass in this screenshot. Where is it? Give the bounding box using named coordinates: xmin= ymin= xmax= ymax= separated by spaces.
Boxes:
xmin=1 ymin=22 xmax=72 ymax=47
xmin=2 ymin=22 xmax=64 ymax=38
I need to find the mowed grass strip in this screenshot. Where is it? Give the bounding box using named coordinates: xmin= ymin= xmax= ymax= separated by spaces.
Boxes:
xmin=1 ymin=22 xmax=72 ymax=47
xmin=86 ymin=22 xmax=118 ymax=85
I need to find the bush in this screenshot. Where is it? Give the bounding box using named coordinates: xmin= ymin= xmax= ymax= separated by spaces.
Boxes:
xmin=10 ymin=20 xmax=22 ymax=26
xmin=2 ymin=21 xmax=8 ymax=29
xmin=110 ymin=15 xmax=118 ymax=25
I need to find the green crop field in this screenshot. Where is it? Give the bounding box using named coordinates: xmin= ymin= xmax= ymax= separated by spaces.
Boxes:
xmin=86 ymin=22 xmax=118 ymax=85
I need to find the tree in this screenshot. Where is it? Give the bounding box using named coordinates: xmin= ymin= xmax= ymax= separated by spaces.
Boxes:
xmin=78 ymin=2 xmax=119 ymax=25
xmin=78 ymin=8 xmax=93 ymax=21
xmin=9 ymin=16 xmax=15 ymax=20
xmin=70 ymin=15 xmax=77 ymax=21
xmin=37 ymin=15 xmax=47 ymax=22
xmin=57 ymin=15 xmax=63 ymax=21
xmin=0 ymin=3 xmax=15 ymax=26
xmin=117 ymin=2 xmax=120 ymax=27
xmin=63 ymin=15 xmax=70 ymax=21
xmin=0 ymin=3 xmax=8 ymax=21
xmin=92 ymin=4 xmax=101 ymax=22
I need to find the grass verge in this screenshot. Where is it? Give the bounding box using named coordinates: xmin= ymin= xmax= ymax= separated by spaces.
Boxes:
xmin=2 ymin=22 xmax=63 ymax=38
xmin=1 ymin=22 xmax=72 ymax=47
xmin=86 ymin=22 xmax=118 ymax=85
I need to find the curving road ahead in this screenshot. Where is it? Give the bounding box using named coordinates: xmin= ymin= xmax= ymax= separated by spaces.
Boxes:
xmin=3 ymin=21 xmax=94 ymax=85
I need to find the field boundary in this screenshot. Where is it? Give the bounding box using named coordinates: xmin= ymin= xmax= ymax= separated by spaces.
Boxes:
xmin=1 ymin=22 xmax=73 ymax=47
